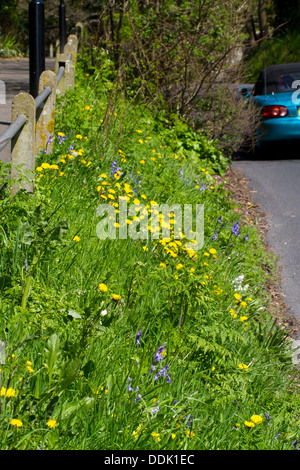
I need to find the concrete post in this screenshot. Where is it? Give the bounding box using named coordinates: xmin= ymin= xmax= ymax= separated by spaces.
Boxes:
xmin=55 ymin=52 xmax=70 ymax=95
xmin=36 ymin=70 xmax=57 ymax=154
xmin=64 ymin=34 xmax=78 ymax=90
xmin=10 ymin=93 xmax=36 ymax=196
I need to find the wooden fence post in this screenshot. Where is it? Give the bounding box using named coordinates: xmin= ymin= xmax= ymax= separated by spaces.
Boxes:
xmin=10 ymin=93 xmax=36 ymax=196
xmin=36 ymin=70 xmax=57 ymax=154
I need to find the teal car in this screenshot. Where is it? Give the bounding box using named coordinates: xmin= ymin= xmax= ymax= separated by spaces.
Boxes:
xmin=239 ymin=63 xmax=300 ymax=148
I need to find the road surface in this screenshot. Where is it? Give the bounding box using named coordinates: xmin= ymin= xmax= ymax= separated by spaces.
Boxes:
xmin=232 ymin=146 xmax=300 ymax=359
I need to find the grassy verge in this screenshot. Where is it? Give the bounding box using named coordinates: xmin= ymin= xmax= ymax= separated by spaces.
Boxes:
xmin=0 ymin=53 xmax=299 ymax=450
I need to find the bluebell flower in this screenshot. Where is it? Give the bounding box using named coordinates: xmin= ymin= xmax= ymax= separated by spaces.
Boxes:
xmin=136 ymin=329 xmax=142 ymax=345
xmin=230 ymin=221 xmax=240 ymax=237
xmin=218 ymin=216 xmax=222 ymax=223
xmin=292 ymin=438 xmax=299 ymax=450
xmin=134 ymin=394 xmax=142 ymax=403
xmin=152 ymin=404 xmax=159 ymax=414
xmin=47 ymin=135 xmax=54 ymax=145
xmin=212 ymin=230 xmax=218 ymax=240
xmin=265 ymin=413 xmax=271 ymax=425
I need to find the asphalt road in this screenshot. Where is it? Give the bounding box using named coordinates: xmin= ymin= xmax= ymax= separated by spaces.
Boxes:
xmin=232 ymin=147 xmax=300 ymax=344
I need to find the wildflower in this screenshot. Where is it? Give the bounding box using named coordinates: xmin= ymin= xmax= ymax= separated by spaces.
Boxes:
xmin=234 ymin=293 xmax=241 ymax=301
xmin=0 ymin=387 xmax=15 ymax=397
xmin=6 ymin=388 xmax=16 ymax=398
xmin=230 ymin=221 xmax=241 ymax=236
xmin=27 ymin=365 xmax=34 ymax=373
xmin=98 ymin=283 xmax=108 ymax=292
xmin=151 ymin=431 xmax=161 ymax=441
xmin=244 ymin=421 xmax=255 ymax=428
xmin=218 ymin=216 xmax=222 ymax=223
xmin=176 ymin=263 xmax=183 ymax=270
xmin=76 ymin=134 xmax=83 ymax=140
xmin=274 ymin=432 xmax=281 ymax=441
xmin=143 ymin=246 xmax=148 ymax=252
xmin=185 ymin=430 xmax=195 ymax=438
xmin=112 ymin=294 xmax=121 ymax=301
xmin=46 ymin=418 xmax=58 ymax=429
xmin=292 ymin=438 xmax=299 ymax=450
xmin=240 ymin=316 xmax=248 ymax=322
xmin=251 ymin=415 xmax=263 ymax=425
xmin=171 ymin=433 xmax=176 ymax=439
xmin=153 ymin=343 xmax=167 ymax=363
xmin=152 ymin=405 xmax=160 ymax=414
xmin=209 ymin=248 xmax=217 ymax=254
xmin=134 ymin=394 xmax=142 ymax=403
xmin=240 ymin=301 xmax=247 ymax=307
xmin=73 ymin=235 xmax=80 ymax=242
xmin=136 ymin=329 xmax=142 ymax=345
xmin=160 ymin=263 xmax=166 ymax=268
xmin=238 ymin=363 xmax=248 ymax=371
xmin=10 ymin=419 xmax=23 ymax=428
xmin=265 ymin=413 xmax=271 ymax=425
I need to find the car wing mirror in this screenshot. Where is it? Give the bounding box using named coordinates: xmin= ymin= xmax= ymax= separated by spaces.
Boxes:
xmin=238 ymin=87 xmax=250 ymax=98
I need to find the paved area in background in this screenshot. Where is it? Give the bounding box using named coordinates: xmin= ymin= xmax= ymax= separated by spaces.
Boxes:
xmin=0 ymin=57 xmax=55 ymax=164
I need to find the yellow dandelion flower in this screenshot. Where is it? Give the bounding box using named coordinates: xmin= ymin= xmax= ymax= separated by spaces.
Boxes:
xmin=234 ymin=293 xmax=241 ymax=301
xmin=98 ymin=283 xmax=108 ymax=292
xmin=240 ymin=316 xmax=248 ymax=322
xmin=251 ymin=415 xmax=263 ymax=424
xmin=244 ymin=421 xmax=255 ymax=428
xmin=10 ymin=419 xmax=23 ymax=428
xmin=238 ymin=363 xmax=248 ymax=371
xmin=73 ymin=235 xmax=80 ymax=242
xmin=47 ymin=418 xmax=58 ymax=429
xmin=112 ymin=294 xmax=121 ymax=301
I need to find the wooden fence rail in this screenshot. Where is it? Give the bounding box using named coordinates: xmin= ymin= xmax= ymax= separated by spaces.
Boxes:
xmin=0 ymin=34 xmax=78 ymax=197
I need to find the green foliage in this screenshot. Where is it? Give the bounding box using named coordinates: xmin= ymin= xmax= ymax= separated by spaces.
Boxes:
xmin=0 ymin=28 xmax=22 ymax=58
xmin=244 ymin=30 xmax=300 ymax=82
xmin=0 ymin=43 xmax=299 ymax=451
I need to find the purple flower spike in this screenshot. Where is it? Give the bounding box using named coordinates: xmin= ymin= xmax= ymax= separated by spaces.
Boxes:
xmin=292 ymin=439 xmax=299 ymax=450
xmin=136 ymin=329 xmax=142 ymax=345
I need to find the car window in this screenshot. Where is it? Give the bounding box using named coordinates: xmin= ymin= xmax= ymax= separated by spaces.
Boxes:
xmin=279 ymin=73 xmax=300 ymax=91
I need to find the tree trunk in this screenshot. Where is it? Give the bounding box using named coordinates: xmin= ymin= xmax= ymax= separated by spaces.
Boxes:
xmin=258 ymin=0 xmax=268 ymax=38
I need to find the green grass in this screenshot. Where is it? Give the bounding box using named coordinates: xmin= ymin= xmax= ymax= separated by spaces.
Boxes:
xmin=0 ymin=53 xmax=299 ymax=450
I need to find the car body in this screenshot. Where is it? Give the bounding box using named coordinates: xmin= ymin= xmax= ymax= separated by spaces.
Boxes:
xmin=239 ymin=63 xmax=300 ymax=148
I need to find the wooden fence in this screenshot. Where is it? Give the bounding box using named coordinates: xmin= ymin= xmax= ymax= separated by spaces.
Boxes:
xmin=0 ymin=34 xmax=78 ymax=197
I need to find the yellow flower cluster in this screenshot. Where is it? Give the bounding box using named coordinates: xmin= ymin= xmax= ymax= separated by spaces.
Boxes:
xmin=244 ymin=415 xmax=263 ymax=428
